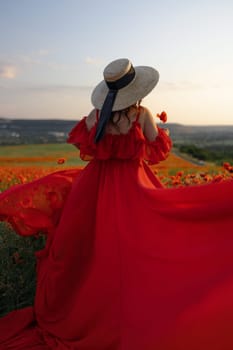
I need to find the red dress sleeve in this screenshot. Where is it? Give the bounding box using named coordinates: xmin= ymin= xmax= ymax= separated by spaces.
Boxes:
xmin=144 ymin=127 xmax=172 ymax=165
xmin=67 ymin=117 xmax=96 ymax=161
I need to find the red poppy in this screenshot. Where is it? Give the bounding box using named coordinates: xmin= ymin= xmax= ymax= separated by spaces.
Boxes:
xmin=156 ymin=111 xmax=167 ymax=123
xmin=212 ymin=174 xmax=224 ymax=183
xmin=223 ymin=162 xmax=233 ymax=173
xmin=223 ymin=162 xmax=230 ymax=170
xmin=57 ymin=158 xmax=66 ymax=164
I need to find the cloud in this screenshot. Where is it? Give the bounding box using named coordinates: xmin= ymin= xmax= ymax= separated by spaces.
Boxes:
xmin=46 ymin=62 xmax=78 ymax=71
xmin=1 ymin=51 xmax=81 ymax=77
xmin=159 ymin=80 xmax=204 ymax=91
xmin=18 ymin=54 xmax=79 ymax=71
xmin=0 ymin=64 xmax=18 ymax=79
xmin=85 ymin=56 xmax=103 ymax=66
xmin=25 ymin=84 xmax=92 ymax=93
xmin=19 ymin=49 xmax=50 ymax=63
xmin=0 ymin=84 xmax=92 ymax=93
xmin=38 ymin=49 xmax=50 ymax=56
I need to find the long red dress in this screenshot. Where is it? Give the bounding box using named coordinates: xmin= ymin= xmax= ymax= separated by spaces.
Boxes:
xmin=0 ymin=109 xmax=233 ymax=350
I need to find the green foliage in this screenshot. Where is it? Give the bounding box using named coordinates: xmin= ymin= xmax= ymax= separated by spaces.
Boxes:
xmin=0 ymin=143 xmax=73 ymax=157
xmin=0 ymin=223 xmax=46 ymax=317
xmin=175 ymin=144 xmax=233 ymax=164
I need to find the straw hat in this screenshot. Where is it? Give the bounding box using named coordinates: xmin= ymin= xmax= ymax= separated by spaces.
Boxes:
xmin=91 ymin=58 xmax=159 ymax=111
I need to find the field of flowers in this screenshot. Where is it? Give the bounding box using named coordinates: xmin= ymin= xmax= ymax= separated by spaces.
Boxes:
xmin=0 ymin=144 xmax=232 ymax=191
xmin=0 ymin=143 xmax=232 ymax=317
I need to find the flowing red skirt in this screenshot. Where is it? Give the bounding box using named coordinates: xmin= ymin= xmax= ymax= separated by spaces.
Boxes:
xmin=0 ymin=159 xmax=233 ymax=349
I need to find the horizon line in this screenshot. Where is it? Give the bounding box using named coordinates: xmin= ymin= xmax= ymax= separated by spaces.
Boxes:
xmin=0 ymin=116 xmax=233 ymax=127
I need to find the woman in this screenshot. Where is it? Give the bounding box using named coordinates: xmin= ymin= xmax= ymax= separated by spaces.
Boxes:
xmin=0 ymin=58 xmax=233 ymax=350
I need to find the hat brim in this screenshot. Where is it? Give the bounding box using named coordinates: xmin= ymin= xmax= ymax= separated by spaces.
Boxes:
xmin=91 ymin=66 xmax=159 ymax=111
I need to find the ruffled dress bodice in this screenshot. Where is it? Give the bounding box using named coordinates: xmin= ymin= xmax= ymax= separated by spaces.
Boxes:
xmin=67 ymin=111 xmax=172 ymax=165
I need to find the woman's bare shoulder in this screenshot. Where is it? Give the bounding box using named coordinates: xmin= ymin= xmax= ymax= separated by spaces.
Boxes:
xmin=138 ymin=105 xmax=154 ymax=125
xmin=140 ymin=105 xmax=154 ymax=118
xmin=86 ymin=109 xmax=97 ymax=131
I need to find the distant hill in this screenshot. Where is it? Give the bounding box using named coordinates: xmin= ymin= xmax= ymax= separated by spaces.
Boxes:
xmin=0 ymin=118 xmax=233 ymax=147
xmin=0 ymin=118 xmax=76 ymax=145
xmin=168 ymin=123 xmax=233 ymax=146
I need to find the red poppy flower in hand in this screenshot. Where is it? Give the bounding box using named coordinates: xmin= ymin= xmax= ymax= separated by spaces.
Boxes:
xmin=156 ymin=111 xmax=167 ymax=123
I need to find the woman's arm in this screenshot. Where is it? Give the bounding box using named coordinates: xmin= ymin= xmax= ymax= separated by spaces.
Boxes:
xmin=140 ymin=107 xmax=172 ymax=165
xmin=141 ymin=107 xmax=159 ymax=141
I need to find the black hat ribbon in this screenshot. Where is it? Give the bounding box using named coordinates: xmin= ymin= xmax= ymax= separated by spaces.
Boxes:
xmin=95 ymin=64 xmax=135 ymax=143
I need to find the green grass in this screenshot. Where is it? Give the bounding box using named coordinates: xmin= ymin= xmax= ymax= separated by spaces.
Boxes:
xmin=0 ymin=222 xmax=46 ymax=317
xmin=0 ymin=143 xmax=73 ymax=157
xmin=174 ymin=143 xmax=233 ymax=165
xmin=0 ymin=143 xmax=87 ymax=167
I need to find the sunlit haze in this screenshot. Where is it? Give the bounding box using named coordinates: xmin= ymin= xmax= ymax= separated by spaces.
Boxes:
xmin=0 ymin=0 xmax=233 ymax=125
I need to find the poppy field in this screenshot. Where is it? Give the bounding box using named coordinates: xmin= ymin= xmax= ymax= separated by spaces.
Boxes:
xmin=0 ymin=143 xmax=232 ymax=317
xmin=0 ymin=143 xmax=232 ymax=192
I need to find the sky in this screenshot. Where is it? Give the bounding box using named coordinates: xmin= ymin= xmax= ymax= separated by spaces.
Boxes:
xmin=0 ymin=0 xmax=233 ymax=125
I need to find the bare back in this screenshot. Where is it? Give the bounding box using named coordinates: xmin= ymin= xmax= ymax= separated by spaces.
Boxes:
xmin=85 ymin=105 xmax=159 ymax=141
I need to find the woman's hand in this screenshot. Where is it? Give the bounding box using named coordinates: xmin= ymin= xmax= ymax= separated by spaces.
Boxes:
xmin=164 ymin=128 xmax=170 ymax=136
